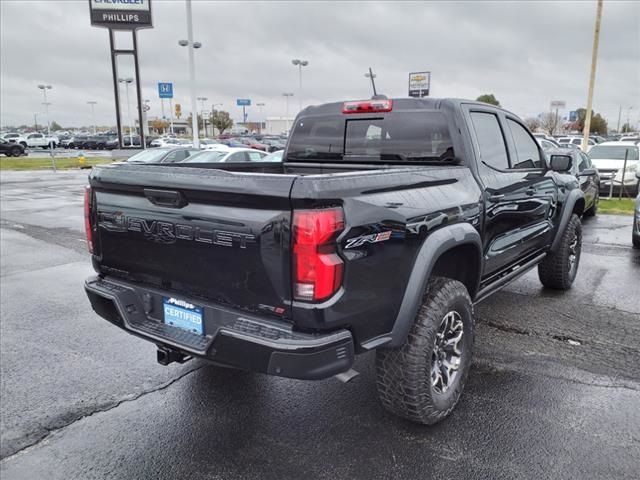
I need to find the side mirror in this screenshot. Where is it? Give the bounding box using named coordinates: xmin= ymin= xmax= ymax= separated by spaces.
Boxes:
xmin=578 ymin=168 xmax=597 ymax=176
xmin=550 ymin=154 xmax=572 ymax=172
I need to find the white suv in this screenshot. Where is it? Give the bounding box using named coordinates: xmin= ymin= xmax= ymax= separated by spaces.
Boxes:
xmin=557 ymin=136 xmax=596 ymax=151
xmin=588 ymin=141 xmax=639 ymax=196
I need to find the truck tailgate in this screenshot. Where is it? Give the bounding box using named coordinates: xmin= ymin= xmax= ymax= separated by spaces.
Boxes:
xmin=89 ymin=164 xmax=296 ymax=317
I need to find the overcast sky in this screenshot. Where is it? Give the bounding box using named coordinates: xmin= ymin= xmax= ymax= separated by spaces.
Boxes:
xmin=1 ymin=0 xmax=639 ymax=129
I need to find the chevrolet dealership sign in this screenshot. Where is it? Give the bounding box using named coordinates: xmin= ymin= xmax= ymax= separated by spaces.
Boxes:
xmin=89 ymin=0 xmax=153 ymax=29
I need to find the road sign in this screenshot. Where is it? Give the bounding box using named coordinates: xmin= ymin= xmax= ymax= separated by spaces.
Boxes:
xmin=550 ymin=100 xmax=566 ymax=110
xmin=408 ymin=72 xmax=431 ymax=98
xmin=236 ymin=99 xmax=251 ymax=106
xmin=158 ymin=83 xmax=173 ymax=99
xmin=569 ymin=110 xmax=578 ymax=122
xmin=89 ymin=0 xmax=153 ymax=30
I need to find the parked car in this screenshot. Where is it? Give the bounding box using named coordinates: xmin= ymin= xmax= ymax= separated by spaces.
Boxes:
xmin=588 ymin=142 xmax=640 ymax=196
xmin=261 ymin=149 xmax=284 ymax=162
xmin=85 ymin=97 xmax=585 ymax=425
xmin=557 ymin=136 xmax=596 ymax=151
xmin=1 ymin=133 xmax=28 ymax=147
xmin=218 ymin=138 xmax=247 ymax=148
xmin=547 ymin=148 xmax=599 ymax=216
xmin=634 ymin=171 xmax=640 ymax=248
xmin=83 ymin=135 xmax=115 ymax=150
xmin=537 ymin=138 xmax=560 ymax=151
xmin=125 ymin=147 xmax=200 ymax=164
xmin=150 ymin=137 xmax=182 ymax=148
xmin=25 ymin=132 xmax=58 ymax=149
xmin=233 ymin=137 xmax=269 ymax=151
xmin=68 ymin=135 xmax=89 ymax=149
xmin=181 ymin=148 xmax=268 ymax=163
xmin=261 ymin=138 xmax=287 ymax=152
xmin=0 ymin=137 xmax=26 ymax=156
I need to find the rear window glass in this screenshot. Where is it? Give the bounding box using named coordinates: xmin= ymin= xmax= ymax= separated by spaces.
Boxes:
xmin=287 ymin=112 xmax=455 ymax=163
xmin=588 ymin=146 xmax=639 ymax=160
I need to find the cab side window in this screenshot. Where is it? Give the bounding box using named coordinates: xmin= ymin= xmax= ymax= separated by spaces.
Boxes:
xmin=506 ymin=119 xmax=543 ymax=169
xmin=469 ymin=112 xmax=509 ymax=170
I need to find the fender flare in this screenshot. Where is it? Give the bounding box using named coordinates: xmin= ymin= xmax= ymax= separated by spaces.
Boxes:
xmin=550 ymin=189 xmax=584 ymax=253
xmin=382 ymin=223 xmax=482 ymax=349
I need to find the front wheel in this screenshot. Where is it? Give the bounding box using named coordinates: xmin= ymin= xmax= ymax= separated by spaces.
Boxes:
xmin=538 ymin=213 xmax=582 ymax=289
xmin=10 ymin=147 xmax=22 ymax=157
xmin=375 ymin=277 xmax=475 ymax=425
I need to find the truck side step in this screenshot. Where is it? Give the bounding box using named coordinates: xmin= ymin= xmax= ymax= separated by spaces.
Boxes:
xmin=334 ymin=368 xmax=359 ymax=383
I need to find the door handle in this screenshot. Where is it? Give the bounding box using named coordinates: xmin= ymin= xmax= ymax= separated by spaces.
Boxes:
xmin=488 ymin=193 xmax=505 ymax=201
xmin=525 ymin=187 xmax=536 ymax=196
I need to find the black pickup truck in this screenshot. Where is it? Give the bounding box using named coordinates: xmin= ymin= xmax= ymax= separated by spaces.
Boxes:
xmin=84 ymin=97 xmax=585 ymax=424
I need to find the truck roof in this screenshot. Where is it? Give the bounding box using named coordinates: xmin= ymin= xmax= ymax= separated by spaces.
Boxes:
xmin=299 ymin=97 xmax=508 ymax=116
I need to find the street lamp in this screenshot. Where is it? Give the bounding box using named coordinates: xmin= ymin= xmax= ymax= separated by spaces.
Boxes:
xmin=87 ymin=101 xmax=97 ymax=135
xmin=197 ymin=96 xmax=208 ymax=138
xmin=282 ymin=93 xmax=294 ymax=133
xmin=178 ymin=0 xmax=203 ymax=148
xmin=37 ymin=84 xmax=52 ymax=141
xmin=118 ymin=78 xmax=134 ymax=145
xmin=364 ymin=68 xmax=378 ymax=96
xmin=256 ymin=102 xmax=265 ymax=134
xmin=291 ymin=58 xmax=309 ymax=112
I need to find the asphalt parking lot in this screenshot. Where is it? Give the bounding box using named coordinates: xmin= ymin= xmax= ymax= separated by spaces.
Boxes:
xmin=0 ymin=170 xmax=639 ymax=480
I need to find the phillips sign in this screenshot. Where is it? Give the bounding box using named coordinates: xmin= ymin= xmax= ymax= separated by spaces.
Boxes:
xmin=89 ymin=0 xmax=153 ymax=29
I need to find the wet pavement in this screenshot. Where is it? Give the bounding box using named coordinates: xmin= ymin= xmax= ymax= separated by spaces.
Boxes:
xmin=1 ymin=170 xmax=639 ymax=479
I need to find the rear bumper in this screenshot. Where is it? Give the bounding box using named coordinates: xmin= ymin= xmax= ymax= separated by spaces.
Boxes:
xmin=84 ymin=276 xmax=354 ymax=380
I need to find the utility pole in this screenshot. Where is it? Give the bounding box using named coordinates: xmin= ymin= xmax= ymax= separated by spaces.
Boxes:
xmin=616 ymin=105 xmax=622 ymax=133
xmin=582 ymin=0 xmax=603 ymax=151
xmin=365 ymin=67 xmax=378 ymax=96
xmin=34 ymin=113 xmax=38 ymax=133
xmin=180 ymin=0 xmax=202 ymax=149
xmin=88 ymin=101 xmax=97 ymax=135
xmin=256 ymin=102 xmax=265 ymax=134
xmin=291 ymin=59 xmax=308 ymax=112
xmin=283 ymin=93 xmax=293 ymax=133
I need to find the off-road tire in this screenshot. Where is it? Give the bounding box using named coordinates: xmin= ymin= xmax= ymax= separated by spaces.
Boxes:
xmin=10 ymin=147 xmax=22 ymax=157
xmin=584 ymin=193 xmax=598 ymax=217
xmin=538 ymin=213 xmax=582 ymax=289
xmin=375 ymin=277 xmax=475 ymax=425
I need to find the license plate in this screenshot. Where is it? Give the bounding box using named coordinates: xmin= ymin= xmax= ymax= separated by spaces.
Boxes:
xmin=163 ymin=297 xmax=204 ymax=335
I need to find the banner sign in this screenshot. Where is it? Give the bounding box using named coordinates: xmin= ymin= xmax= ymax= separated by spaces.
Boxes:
xmin=89 ymin=0 xmax=153 ymax=29
xmin=236 ymin=99 xmax=251 ymax=106
xmin=158 ymin=82 xmax=173 ymax=99
xmin=408 ymin=72 xmax=430 ymax=98
xmin=568 ymin=111 xmax=578 ymax=122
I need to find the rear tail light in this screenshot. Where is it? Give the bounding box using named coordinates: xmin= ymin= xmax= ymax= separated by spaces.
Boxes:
xmin=84 ymin=185 xmax=93 ymax=254
xmin=293 ymin=208 xmax=344 ymax=301
xmin=342 ymin=99 xmax=393 ymax=114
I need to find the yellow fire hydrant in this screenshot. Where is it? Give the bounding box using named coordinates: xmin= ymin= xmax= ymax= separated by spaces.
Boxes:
xmin=78 ymin=151 xmax=86 ymax=168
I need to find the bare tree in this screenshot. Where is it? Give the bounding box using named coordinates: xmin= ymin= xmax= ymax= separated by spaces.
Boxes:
xmin=524 ymin=117 xmax=541 ymax=132
xmin=539 ymin=112 xmax=562 ymax=136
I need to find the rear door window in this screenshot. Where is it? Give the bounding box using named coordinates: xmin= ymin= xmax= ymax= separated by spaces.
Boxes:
xmin=506 ymin=119 xmax=543 ymax=168
xmin=469 ymin=112 xmax=509 ymax=170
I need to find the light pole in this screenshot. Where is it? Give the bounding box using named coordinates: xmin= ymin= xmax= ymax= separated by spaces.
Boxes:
xmin=291 ymin=59 xmax=308 ymax=112
xmin=87 ymin=101 xmax=97 ymax=135
xmin=118 ymin=78 xmax=134 ymax=145
xmin=211 ymin=103 xmax=222 ymax=136
xmin=256 ymin=102 xmax=265 ymax=134
xmin=37 ymin=84 xmax=55 ymax=170
xmin=282 ymin=93 xmax=293 ymax=133
xmin=364 ymin=68 xmax=378 ymax=96
xmin=179 ymin=0 xmax=202 ymax=149
xmin=197 ymin=96 xmax=208 ymax=138
xmin=626 ymin=107 xmax=633 ymax=133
